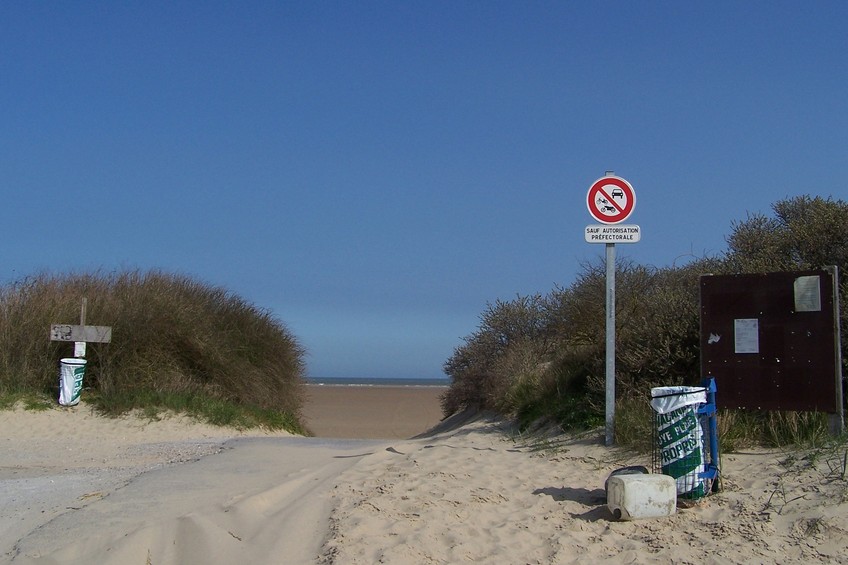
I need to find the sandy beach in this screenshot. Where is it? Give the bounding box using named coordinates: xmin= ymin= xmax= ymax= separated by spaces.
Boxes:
xmin=1 ymin=387 xmax=846 ymax=564
xmin=302 ymin=384 xmax=447 ymax=439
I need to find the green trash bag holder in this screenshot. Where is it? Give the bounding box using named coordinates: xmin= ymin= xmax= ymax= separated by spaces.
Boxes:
xmin=650 ymin=378 xmax=720 ymax=499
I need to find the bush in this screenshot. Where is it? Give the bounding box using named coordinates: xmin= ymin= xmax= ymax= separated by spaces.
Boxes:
xmin=442 ymin=194 xmax=846 ymax=450
xmin=0 ymin=270 xmax=305 ymax=430
xmin=441 ymin=295 xmax=552 ymax=414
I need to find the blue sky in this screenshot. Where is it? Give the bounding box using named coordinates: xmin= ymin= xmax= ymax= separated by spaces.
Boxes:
xmin=2 ymin=2 xmax=846 ymax=379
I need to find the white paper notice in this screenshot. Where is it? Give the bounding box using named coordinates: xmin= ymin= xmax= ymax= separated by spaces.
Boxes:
xmin=794 ymin=275 xmax=821 ymax=312
xmin=734 ymin=318 xmax=759 ymax=354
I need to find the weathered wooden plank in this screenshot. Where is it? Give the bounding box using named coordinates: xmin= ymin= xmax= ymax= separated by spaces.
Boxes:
xmin=50 ymin=325 xmax=112 ymax=343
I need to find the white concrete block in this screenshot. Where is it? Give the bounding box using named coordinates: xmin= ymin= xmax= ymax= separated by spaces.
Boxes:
xmin=607 ymin=473 xmax=677 ymax=520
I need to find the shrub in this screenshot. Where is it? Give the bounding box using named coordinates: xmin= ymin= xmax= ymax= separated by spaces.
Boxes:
xmin=0 ymin=270 xmax=305 ymax=428
xmin=441 ymin=294 xmax=552 ymax=414
xmin=442 ymin=194 xmax=846 ymax=450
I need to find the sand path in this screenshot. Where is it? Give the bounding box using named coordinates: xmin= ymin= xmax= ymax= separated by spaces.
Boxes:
xmin=6 ymin=437 xmax=386 ymax=565
xmin=2 ymin=397 xmax=847 ymax=564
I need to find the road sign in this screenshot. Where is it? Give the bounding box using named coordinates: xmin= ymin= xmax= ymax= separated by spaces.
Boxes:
xmin=583 ymin=173 xmax=638 ymax=446
xmin=586 ymin=176 xmax=635 ymax=224
xmin=585 ymin=224 xmax=641 ymax=243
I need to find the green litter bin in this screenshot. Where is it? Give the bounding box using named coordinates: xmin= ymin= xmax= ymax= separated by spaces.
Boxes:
xmin=651 ymin=386 xmax=708 ymax=499
xmin=58 ymin=358 xmax=87 ymax=406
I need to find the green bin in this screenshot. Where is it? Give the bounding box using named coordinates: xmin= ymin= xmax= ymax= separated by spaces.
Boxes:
xmin=651 ymin=386 xmax=708 ymax=499
xmin=59 ymin=358 xmax=87 ymax=406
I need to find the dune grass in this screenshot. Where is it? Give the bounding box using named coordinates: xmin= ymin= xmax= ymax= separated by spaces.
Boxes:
xmin=0 ymin=270 xmax=307 ymax=434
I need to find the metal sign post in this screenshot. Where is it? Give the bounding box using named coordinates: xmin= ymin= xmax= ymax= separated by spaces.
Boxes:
xmin=585 ymin=173 xmax=639 ymax=446
xmin=605 ymin=241 xmax=616 ymax=446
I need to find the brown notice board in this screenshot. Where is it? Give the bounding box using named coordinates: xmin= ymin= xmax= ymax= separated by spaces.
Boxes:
xmin=700 ymin=269 xmax=841 ymax=412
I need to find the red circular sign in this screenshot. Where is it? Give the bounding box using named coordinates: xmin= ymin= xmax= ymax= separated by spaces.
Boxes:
xmin=586 ymin=176 xmax=636 ymax=224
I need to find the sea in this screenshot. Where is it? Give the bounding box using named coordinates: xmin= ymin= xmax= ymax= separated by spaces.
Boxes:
xmin=305 ymin=376 xmax=450 ymax=387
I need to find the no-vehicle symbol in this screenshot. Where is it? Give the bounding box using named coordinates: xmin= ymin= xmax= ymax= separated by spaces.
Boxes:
xmin=586 ymin=176 xmax=635 ymax=224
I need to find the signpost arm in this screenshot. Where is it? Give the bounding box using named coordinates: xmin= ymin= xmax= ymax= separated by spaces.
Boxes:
xmin=605 ymin=242 xmax=616 ymax=446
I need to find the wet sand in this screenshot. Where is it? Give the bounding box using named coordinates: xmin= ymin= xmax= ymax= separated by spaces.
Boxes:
xmin=301 ymin=384 xmax=447 ymax=439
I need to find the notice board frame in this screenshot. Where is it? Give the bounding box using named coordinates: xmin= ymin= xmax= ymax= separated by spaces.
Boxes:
xmin=700 ymin=268 xmax=843 ymax=431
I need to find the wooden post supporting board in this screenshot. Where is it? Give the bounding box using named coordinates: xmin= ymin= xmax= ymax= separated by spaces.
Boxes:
xmin=49 ymin=298 xmax=112 ymax=357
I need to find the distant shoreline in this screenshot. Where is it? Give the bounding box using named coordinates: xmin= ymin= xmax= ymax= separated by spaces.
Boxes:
xmin=305 ymin=377 xmax=450 ymax=388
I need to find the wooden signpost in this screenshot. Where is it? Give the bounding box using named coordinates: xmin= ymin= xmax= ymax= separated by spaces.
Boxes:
xmin=49 ymin=298 xmax=112 ymax=357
